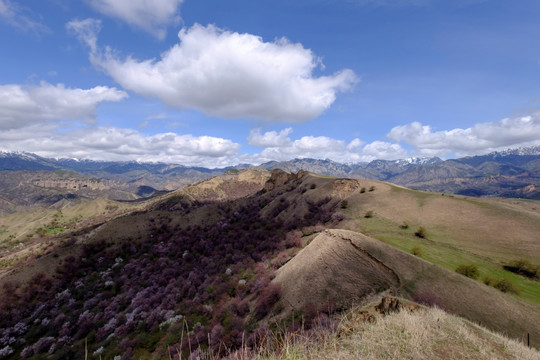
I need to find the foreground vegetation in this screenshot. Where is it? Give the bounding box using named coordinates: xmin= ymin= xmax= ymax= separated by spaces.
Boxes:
xmin=176 ymin=302 xmax=539 ymax=360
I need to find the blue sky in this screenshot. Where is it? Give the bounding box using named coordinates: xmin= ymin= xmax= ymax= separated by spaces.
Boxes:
xmin=1 ymin=0 xmax=540 ymax=167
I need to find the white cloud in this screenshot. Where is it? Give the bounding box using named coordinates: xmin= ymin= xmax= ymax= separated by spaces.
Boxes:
xmin=0 ymin=0 xmax=50 ymax=35
xmin=245 ymin=128 xmax=406 ymax=164
xmin=66 ymin=18 xmax=102 ymax=53
xmin=81 ymin=23 xmax=357 ymax=123
xmin=86 ymin=0 xmax=183 ymax=39
xmin=361 ymin=141 xmax=408 ymax=160
xmin=257 ymin=135 xmax=346 ymax=161
xmin=387 ymin=112 xmax=540 ymax=157
xmin=0 ymin=126 xmax=241 ymax=167
xmin=145 ymin=113 xmax=167 ymax=120
xmin=347 ymin=138 xmax=365 ymax=150
xmin=0 ymin=81 xmax=127 ymax=130
xmin=247 ymin=128 xmax=293 ymax=148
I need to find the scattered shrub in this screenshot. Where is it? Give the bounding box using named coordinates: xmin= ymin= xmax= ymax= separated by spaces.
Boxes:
xmin=302 ymin=229 xmax=315 ymax=237
xmin=399 ymin=222 xmax=409 ymax=229
xmin=33 ymin=336 xmax=55 ymax=354
xmin=493 ymin=279 xmax=519 ymax=294
xmin=255 ymin=283 xmax=282 ymax=320
xmin=310 ymin=183 xmax=317 ymax=189
xmin=369 ymin=186 xmax=376 ymax=192
xmin=503 ymin=259 xmax=539 ymax=279
xmin=331 ymin=212 xmax=345 ymax=223
xmin=411 ymin=247 xmax=423 ymax=257
xmin=340 ymin=200 xmax=348 ymax=209
xmin=20 ymin=346 xmax=33 ymax=358
xmin=364 ymin=210 xmax=374 ymax=218
xmin=360 ymin=187 xmax=366 ymax=193
xmin=271 ymin=251 xmax=290 ymax=269
xmin=483 ymin=277 xmax=519 ymax=294
xmin=455 ymin=264 xmax=479 ymax=280
xmin=0 ymin=346 xmax=14 ymax=357
xmin=414 ymin=226 xmax=427 ymax=238
xmin=229 ymin=298 xmax=249 ymax=317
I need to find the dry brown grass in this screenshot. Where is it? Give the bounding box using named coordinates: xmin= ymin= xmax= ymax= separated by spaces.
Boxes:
xmin=254 ymin=306 xmax=540 ymax=360
xmin=180 ymin=304 xmax=539 ymax=360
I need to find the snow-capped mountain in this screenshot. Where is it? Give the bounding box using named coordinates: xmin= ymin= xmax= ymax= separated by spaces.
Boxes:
xmin=0 ymin=146 xmax=538 ymax=201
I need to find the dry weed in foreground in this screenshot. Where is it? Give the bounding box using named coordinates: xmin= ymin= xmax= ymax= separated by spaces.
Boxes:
xmin=219 ymin=307 xmax=539 ymax=360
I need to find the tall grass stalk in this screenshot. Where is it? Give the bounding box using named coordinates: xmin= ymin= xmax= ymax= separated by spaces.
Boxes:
xmin=167 ymin=306 xmax=540 ymax=360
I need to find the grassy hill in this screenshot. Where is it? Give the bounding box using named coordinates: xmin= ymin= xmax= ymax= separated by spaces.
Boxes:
xmin=275 ymin=229 xmax=540 ymax=348
xmin=0 ymin=169 xmax=538 ymax=358
xmin=333 ymin=179 xmax=540 ymax=305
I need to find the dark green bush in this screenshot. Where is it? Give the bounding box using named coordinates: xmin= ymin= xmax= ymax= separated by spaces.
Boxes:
xmin=411 ymin=247 xmax=423 ymax=257
xmin=503 ymin=259 xmax=538 ymax=279
xmin=493 ymin=279 xmax=519 ymax=294
xmin=455 ymin=264 xmax=479 ymax=279
xmin=364 ymin=210 xmax=374 ymax=218
xmin=414 ymin=226 xmax=427 ymax=238
xmin=483 ymin=277 xmax=519 ymax=294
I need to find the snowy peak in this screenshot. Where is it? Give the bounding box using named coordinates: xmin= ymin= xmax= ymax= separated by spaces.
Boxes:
xmin=490 ymin=146 xmax=540 ymax=157
xmin=394 ymin=157 xmax=442 ymax=166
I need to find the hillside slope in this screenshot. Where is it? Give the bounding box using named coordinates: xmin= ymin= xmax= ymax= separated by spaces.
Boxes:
xmin=276 ymin=229 xmax=540 ymax=348
xmin=0 ymin=169 xmax=538 ymax=358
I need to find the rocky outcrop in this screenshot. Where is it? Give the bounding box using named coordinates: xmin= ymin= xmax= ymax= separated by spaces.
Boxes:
xmin=264 ymin=169 xmax=307 ymax=192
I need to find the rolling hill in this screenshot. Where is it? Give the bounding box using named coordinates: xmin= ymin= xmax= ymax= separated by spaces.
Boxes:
xmin=0 ymin=168 xmax=538 ymax=359
xmin=1 ymin=146 xmax=538 ymax=216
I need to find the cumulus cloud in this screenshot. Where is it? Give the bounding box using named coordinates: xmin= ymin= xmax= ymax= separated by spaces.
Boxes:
xmin=245 ymin=128 xmax=406 ymax=164
xmin=347 ymin=138 xmax=365 ymax=150
xmin=247 ymin=128 xmax=293 ymax=148
xmin=0 ymin=126 xmax=241 ymax=167
xmin=387 ymin=112 xmax=540 ymax=157
xmin=0 ymin=81 xmax=127 ymax=130
xmin=0 ymin=0 xmax=50 ymax=34
xmin=361 ymin=141 xmax=408 ymax=160
xmin=86 ymin=0 xmax=183 ymax=39
xmin=73 ymin=23 xmax=357 ymax=123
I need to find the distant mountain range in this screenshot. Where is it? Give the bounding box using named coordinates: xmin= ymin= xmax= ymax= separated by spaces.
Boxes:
xmin=0 ymin=146 xmax=539 ymax=213
xmin=258 ymin=147 xmax=539 ymax=199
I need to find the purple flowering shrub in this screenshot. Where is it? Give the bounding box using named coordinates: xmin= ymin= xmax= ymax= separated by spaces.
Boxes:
xmin=0 ymin=183 xmax=340 ymax=359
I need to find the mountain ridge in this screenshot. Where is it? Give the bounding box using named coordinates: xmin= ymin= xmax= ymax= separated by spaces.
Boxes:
xmin=0 ymin=146 xmax=539 ymax=207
